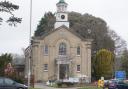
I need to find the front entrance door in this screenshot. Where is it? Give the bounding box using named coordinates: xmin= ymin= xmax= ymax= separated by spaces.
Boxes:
xmin=59 ymin=64 xmax=69 ymax=79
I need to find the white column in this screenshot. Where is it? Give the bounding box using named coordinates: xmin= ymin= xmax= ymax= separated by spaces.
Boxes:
xmin=87 ymin=46 xmax=91 ymax=83
xmin=57 ymin=64 xmax=60 ymax=80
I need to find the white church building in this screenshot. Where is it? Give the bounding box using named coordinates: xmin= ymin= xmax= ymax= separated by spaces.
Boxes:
xmin=25 ymin=0 xmax=92 ymax=83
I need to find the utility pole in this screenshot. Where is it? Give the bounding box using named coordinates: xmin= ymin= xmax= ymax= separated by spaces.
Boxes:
xmin=28 ymin=0 xmax=32 ymax=88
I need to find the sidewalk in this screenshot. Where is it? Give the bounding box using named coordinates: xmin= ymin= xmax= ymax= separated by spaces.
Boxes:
xmin=35 ymin=83 xmax=78 ymax=89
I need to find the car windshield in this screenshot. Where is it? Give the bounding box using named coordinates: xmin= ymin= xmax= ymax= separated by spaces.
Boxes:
xmin=110 ymin=80 xmax=118 ymax=83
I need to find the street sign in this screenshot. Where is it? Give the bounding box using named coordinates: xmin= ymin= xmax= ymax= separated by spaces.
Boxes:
xmin=115 ymin=71 xmax=126 ymax=80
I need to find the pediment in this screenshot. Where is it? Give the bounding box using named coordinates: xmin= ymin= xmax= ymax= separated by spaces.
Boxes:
xmin=34 ymin=25 xmax=86 ymax=41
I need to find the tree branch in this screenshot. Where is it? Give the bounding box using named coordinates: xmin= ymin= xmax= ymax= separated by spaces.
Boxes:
xmin=6 ymin=16 xmax=22 ymax=26
xmin=0 ymin=1 xmax=22 ymax=26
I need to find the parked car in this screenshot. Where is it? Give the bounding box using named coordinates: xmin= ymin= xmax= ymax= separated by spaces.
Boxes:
xmin=0 ymin=77 xmax=28 ymax=89
xmin=108 ymin=79 xmax=128 ymax=89
xmin=116 ymin=80 xmax=128 ymax=89
xmin=108 ymin=79 xmax=118 ymax=89
xmin=103 ymin=80 xmax=109 ymax=89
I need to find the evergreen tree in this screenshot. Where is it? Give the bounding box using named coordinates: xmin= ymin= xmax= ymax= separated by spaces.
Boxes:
xmin=35 ymin=12 xmax=55 ymax=36
xmin=94 ymin=49 xmax=114 ymax=79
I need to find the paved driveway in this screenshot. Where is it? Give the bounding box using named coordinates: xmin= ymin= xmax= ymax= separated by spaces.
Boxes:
xmin=35 ymin=83 xmax=78 ymax=89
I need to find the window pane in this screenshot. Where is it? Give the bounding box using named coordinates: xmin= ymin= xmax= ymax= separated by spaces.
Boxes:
xmin=77 ymin=46 xmax=80 ymax=55
xmin=5 ymin=78 xmax=14 ymax=85
xmin=59 ymin=43 xmax=66 ymax=55
xmin=44 ymin=64 xmax=48 ymax=71
xmin=44 ymin=45 xmax=48 ymax=55
xmin=0 ymin=79 xmax=3 ymax=85
xmin=77 ymin=65 xmax=80 ymax=72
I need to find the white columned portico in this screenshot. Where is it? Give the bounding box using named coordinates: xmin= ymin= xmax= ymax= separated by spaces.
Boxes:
xmin=56 ymin=55 xmax=71 ymax=80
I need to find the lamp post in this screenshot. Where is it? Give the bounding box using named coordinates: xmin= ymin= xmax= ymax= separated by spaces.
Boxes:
xmin=28 ymin=0 xmax=32 ymax=88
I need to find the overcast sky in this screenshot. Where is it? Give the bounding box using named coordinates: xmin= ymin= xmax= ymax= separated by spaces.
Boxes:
xmin=0 ymin=0 xmax=128 ymax=55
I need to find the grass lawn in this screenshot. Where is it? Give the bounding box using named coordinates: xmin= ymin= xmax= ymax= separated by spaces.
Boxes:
xmin=79 ymin=86 xmax=103 ymax=89
xmin=29 ymin=88 xmax=41 ymax=89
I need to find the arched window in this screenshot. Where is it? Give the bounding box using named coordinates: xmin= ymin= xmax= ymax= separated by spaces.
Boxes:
xmin=59 ymin=42 xmax=66 ymax=55
xmin=77 ymin=46 xmax=80 ymax=55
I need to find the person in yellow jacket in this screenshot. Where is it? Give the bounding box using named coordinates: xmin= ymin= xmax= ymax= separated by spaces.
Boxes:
xmin=98 ymin=79 xmax=104 ymax=87
xmin=98 ymin=79 xmax=101 ymax=87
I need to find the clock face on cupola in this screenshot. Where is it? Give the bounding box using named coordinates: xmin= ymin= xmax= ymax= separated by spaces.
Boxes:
xmin=61 ymin=15 xmax=65 ymax=19
xmin=55 ymin=0 xmax=69 ymax=29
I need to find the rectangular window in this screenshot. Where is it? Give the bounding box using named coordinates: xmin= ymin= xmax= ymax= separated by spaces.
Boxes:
xmin=44 ymin=64 xmax=48 ymax=71
xmin=77 ymin=65 xmax=80 ymax=72
xmin=44 ymin=45 xmax=48 ymax=55
xmin=77 ymin=46 xmax=80 ymax=55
